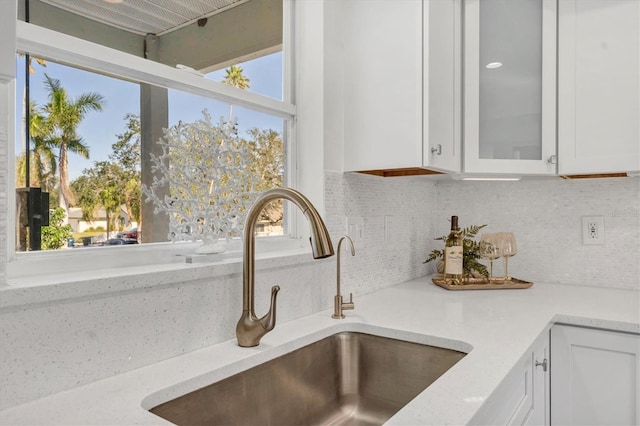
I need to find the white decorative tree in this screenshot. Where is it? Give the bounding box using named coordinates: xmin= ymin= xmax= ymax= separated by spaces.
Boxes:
xmin=142 ymin=110 xmax=257 ymax=253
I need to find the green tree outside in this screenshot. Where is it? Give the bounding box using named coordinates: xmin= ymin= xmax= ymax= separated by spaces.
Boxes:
xmin=71 ymin=114 xmax=141 ymax=233
xmin=38 ymin=74 xmax=105 ymax=219
xmin=41 ymin=207 xmax=72 ymax=250
xmin=222 ymin=64 xmax=251 ymax=124
xmin=247 ymin=128 xmax=284 ymax=223
xmin=15 ymin=102 xmax=57 ymax=194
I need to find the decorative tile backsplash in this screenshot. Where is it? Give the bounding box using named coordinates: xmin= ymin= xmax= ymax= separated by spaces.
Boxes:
xmin=433 ymin=177 xmax=640 ymax=290
xmin=324 ymin=171 xmax=436 ymax=296
xmin=326 ymin=171 xmax=639 ymax=290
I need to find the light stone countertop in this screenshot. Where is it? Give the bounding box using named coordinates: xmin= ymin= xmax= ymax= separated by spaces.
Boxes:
xmin=1 ymin=277 xmax=638 ymax=425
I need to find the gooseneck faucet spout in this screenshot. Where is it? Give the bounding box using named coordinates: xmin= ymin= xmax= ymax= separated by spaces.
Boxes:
xmin=332 ymin=235 xmax=355 ymax=319
xmin=236 ymin=188 xmax=334 ymax=347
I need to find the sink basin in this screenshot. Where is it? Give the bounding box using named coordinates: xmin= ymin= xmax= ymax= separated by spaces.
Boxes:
xmin=149 ymin=332 xmax=466 ymax=425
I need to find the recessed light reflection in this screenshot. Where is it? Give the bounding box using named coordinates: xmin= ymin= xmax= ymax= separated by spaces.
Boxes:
xmin=486 ymin=62 xmax=503 ymax=69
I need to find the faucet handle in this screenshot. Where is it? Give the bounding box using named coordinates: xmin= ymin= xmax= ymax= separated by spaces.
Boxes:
xmin=258 ymin=285 xmax=280 ymax=332
xmin=343 ymin=293 xmax=355 ymax=311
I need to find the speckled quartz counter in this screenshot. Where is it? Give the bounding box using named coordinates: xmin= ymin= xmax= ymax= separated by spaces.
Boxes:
xmin=1 ymin=277 xmax=638 ymax=425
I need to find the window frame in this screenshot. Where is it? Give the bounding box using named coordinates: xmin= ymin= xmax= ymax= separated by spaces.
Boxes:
xmin=6 ymin=3 xmax=299 ymax=280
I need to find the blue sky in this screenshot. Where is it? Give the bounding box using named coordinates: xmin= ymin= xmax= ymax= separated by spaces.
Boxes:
xmin=15 ymin=52 xmax=283 ymax=181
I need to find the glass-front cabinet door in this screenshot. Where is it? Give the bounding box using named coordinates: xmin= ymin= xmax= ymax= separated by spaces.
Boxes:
xmin=464 ymin=0 xmax=557 ymax=175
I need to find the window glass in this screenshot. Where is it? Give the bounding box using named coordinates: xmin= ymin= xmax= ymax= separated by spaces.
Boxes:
xmin=14 ymin=55 xmax=285 ymax=252
xmin=205 ymin=52 xmax=283 ymax=100
xmin=164 ymin=91 xmax=286 ymax=241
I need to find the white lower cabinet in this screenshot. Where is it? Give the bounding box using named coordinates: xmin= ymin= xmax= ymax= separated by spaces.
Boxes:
xmin=550 ymin=324 xmax=640 ymax=425
xmin=472 ymin=329 xmax=550 ymax=425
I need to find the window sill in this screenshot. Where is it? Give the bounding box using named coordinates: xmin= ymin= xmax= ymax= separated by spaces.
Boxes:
xmin=2 ymin=237 xmax=315 ymax=309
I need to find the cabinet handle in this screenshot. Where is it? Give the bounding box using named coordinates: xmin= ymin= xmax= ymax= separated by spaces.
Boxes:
xmin=547 ymin=155 xmax=557 ymax=164
xmin=431 ymin=144 xmax=442 ymax=155
xmin=535 ymin=358 xmax=548 ymax=372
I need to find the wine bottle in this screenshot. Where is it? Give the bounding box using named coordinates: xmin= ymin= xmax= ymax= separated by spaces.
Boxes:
xmin=444 ymin=215 xmax=463 ymax=284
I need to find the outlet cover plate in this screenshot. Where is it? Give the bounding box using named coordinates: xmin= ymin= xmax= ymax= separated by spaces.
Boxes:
xmin=345 ymin=216 xmax=364 ymax=242
xmin=582 ymin=215 xmax=605 ymax=245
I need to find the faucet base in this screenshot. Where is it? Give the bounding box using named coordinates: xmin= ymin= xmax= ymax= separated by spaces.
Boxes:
xmin=332 ymin=294 xmax=354 ymax=319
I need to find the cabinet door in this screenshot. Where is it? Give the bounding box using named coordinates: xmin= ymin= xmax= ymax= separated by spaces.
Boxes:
xmin=342 ymin=0 xmax=423 ymax=172
xmin=551 ymin=325 xmax=640 ymax=425
xmin=557 ymin=0 xmax=640 ymax=175
xmin=463 ymin=0 xmax=557 ymax=175
xmin=470 ymin=331 xmax=550 ymax=425
xmin=423 ymin=0 xmax=462 ymax=173
xmin=527 ymin=337 xmax=549 ymax=426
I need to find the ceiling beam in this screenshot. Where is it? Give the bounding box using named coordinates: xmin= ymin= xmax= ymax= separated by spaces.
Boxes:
xmin=157 ymin=0 xmax=283 ymax=72
xmin=18 ymin=0 xmax=282 ymax=73
xmin=18 ymin=0 xmax=144 ymax=57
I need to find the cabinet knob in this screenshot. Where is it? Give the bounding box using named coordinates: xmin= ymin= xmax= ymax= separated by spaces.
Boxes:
xmin=535 ymin=358 xmax=548 ymax=372
xmin=431 ymin=144 xmax=442 ymax=155
xmin=547 ymin=155 xmax=557 ymax=165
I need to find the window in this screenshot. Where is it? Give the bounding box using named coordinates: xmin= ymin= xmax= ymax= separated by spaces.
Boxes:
xmin=17 ymin=0 xmax=284 ymax=100
xmin=8 ymin=0 xmax=295 ymax=275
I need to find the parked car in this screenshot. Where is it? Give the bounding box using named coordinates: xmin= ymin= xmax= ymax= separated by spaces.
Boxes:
xmin=116 ymin=227 xmax=138 ymax=240
xmin=104 ymin=238 xmax=138 ymax=246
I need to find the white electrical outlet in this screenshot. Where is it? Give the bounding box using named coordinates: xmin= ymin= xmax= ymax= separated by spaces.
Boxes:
xmin=582 ymin=216 xmax=605 ymax=245
xmin=345 ymin=216 xmax=364 ymax=242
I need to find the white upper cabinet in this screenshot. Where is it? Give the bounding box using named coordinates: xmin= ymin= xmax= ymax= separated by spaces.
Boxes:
xmin=342 ymin=0 xmax=461 ymax=174
xmin=342 ymin=0 xmax=637 ymax=177
xmin=463 ymin=0 xmax=558 ymax=175
xmin=423 ymin=0 xmax=462 ymax=173
xmin=557 ymin=0 xmax=640 ymax=175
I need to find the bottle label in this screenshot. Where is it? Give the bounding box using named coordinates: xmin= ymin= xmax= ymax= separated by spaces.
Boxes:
xmin=445 ymin=246 xmax=463 ymax=275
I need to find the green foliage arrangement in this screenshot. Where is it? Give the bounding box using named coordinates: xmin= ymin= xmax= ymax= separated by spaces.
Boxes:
xmin=424 ymin=224 xmax=489 ymax=279
xmin=41 ymin=207 xmax=73 ymax=250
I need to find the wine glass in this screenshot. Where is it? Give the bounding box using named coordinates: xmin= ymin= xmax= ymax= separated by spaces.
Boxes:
xmin=479 ymin=234 xmax=501 ymax=281
xmin=498 ymin=232 xmax=517 ymax=280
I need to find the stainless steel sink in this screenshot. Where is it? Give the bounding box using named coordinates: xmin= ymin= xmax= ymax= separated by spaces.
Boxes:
xmin=149 ymin=332 xmax=466 ymax=425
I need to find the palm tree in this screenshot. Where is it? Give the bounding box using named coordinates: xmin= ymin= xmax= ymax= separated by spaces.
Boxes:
xmin=15 ymin=102 xmax=57 ymax=190
xmin=29 ymin=102 xmax=57 ymax=190
xmin=18 ymin=54 xmax=47 ymax=158
xmin=221 ymin=65 xmax=250 ymax=124
xmin=40 ymin=74 xmax=105 ymax=220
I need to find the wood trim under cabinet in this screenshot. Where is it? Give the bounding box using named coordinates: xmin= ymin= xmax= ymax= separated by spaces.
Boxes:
xmin=356 ymin=168 xmax=444 ymax=178
xmin=560 ymin=173 xmax=630 ymax=179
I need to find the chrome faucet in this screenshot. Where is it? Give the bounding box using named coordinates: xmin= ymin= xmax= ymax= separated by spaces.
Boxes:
xmin=236 ymin=188 xmax=335 ymax=347
xmin=332 ymin=235 xmax=355 ymax=319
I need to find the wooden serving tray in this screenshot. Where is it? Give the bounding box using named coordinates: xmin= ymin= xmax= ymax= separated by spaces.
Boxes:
xmin=432 ymin=276 xmax=533 ymax=291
